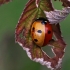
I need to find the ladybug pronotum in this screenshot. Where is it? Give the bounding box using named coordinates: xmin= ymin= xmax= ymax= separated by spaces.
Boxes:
xmin=31 ymin=17 xmax=53 ymax=47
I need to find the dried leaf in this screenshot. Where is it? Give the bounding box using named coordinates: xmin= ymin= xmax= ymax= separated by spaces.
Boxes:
xmin=15 ymin=0 xmax=67 ymax=70
xmin=0 ymin=0 xmax=11 ymax=5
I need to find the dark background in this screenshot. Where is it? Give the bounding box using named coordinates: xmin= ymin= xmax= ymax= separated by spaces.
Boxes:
xmin=0 ymin=0 xmax=70 ymax=70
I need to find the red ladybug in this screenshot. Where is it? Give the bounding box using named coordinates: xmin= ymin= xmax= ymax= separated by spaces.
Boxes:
xmin=31 ymin=17 xmax=53 ymax=47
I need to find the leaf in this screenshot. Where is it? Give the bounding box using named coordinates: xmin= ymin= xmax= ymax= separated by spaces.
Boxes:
xmin=15 ymin=0 xmax=66 ymax=70
xmin=0 ymin=0 xmax=11 ymax=5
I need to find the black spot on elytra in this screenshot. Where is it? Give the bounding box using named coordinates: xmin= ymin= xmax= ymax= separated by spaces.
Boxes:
xmin=37 ymin=30 xmax=42 ymax=33
xmin=34 ymin=39 xmax=38 ymax=42
xmin=48 ymin=30 xmax=51 ymax=34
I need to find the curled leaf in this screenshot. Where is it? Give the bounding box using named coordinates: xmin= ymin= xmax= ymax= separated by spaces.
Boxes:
xmin=15 ymin=0 xmax=67 ymax=70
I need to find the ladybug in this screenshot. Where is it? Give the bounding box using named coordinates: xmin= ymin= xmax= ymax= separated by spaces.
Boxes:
xmin=31 ymin=17 xmax=53 ymax=47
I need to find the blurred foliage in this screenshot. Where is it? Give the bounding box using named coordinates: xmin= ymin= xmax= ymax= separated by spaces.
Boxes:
xmin=0 ymin=0 xmax=70 ymax=70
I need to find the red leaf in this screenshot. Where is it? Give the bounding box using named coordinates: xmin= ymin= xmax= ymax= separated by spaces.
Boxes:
xmin=15 ymin=0 xmax=67 ymax=70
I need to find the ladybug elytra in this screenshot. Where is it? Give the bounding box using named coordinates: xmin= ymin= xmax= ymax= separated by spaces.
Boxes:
xmin=31 ymin=17 xmax=53 ymax=47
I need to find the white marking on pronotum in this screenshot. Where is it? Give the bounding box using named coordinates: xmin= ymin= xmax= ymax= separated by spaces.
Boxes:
xmin=35 ymin=0 xmax=38 ymax=8
xmin=33 ymin=58 xmax=54 ymax=70
xmin=18 ymin=42 xmax=32 ymax=59
xmin=44 ymin=7 xmax=70 ymax=24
